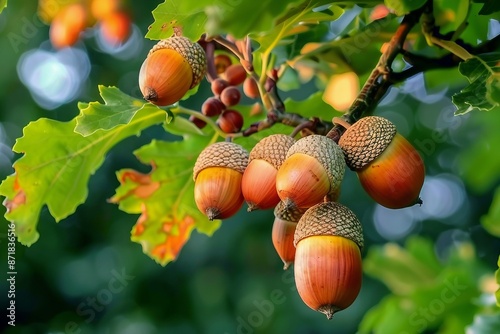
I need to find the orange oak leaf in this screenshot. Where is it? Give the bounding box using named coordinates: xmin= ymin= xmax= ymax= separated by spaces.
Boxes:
xmin=3 ymin=176 xmax=26 ymax=213
xmin=109 ymin=170 xmax=160 ymax=202
xmin=151 ymin=215 xmax=195 ymax=263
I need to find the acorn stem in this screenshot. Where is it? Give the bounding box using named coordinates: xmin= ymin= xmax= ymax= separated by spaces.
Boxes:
xmin=332 ymin=117 xmax=352 ymax=130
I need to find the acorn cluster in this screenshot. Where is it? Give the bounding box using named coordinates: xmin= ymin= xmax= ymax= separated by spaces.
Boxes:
xmin=49 ymin=0 xmax=131 ymax=49
xmin=135 ymin=34 xmax=424 ymax=320
xmin=191 ymin=116 xmax=425 ymax=319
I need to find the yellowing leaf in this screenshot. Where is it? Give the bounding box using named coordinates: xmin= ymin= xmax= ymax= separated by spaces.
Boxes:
xmin=110 ymin=137 xmax=222 ymax=266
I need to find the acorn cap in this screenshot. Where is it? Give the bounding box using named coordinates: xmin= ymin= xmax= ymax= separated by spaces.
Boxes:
xmin=249 ymin=134 xmax=296 ymax=169
xmin=274 ymin=200 xmax=308 ymax=222
xmin=285 ymin=135 xmax=345 ymax=197
xmin=193 ymin=142 xmax=249 ymax=180
xmin=149 ymin=36 xmax=207 ymax=89
xmin=294 ymin=201 xmax=364 ymax=250
xmin=338 ymin=116 xmax=396 ymax=170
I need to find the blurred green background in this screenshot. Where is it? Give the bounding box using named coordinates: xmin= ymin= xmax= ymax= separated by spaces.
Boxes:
xmin=0 ymin=1 xmax=499 ymax=334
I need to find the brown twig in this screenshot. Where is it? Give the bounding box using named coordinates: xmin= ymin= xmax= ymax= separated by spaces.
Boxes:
xmin=326 ymin=5 xmax=426 ymax=142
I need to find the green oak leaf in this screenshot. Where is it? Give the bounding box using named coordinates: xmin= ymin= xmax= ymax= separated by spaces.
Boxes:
xmin=453 ymin=53 xmax=500 ymax=115
xmin=146 ymin=0 xmax=363 ymax=40
xmin=384 ymin=0 xmax=426 ymax=16
xmin=0 ymin=88 xmax=166 ymax=246
xmin=110 ymin=136 xmax=221 ymax=266
xmin=253 ymin=4 xmax=343 ymax=54
xmin=75 ymin=86 xmax=171 ymax=136
xmin=146 ymin=0 xmax=208 ymax=41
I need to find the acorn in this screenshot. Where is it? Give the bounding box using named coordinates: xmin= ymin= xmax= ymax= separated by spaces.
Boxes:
xmin=271 ymin=201 xmax=307 ymax=270
xmin=193 ymin=141 xmax=249 ymax=220
xmin=294 ymin=201 xmax=363 ymax=319
xmin=276 ymin=135 xmax=345 ymax=209
xmin=337 ymin=116 xmax=425 ymax=209
xmin=139 ymin=36 xmax=207 ymax=106
xmin=241 ymin=134 xmax=296 ymax=211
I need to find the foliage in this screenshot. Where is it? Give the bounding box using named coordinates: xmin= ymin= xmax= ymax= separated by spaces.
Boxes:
xmin=1 ymin=0 xmax=500 ymax=332
xmin=360 ymin=237 xmax=494 ymax=334
xmin=2 ymin=0 xmax=500 ymax=262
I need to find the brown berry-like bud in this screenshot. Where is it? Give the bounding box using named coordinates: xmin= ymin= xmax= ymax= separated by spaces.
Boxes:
xmin=189 ymin=115 xmax=206 ymax=129
xmin=242 ymin=134 xmax=296 ymax=211
xmin=214 ymin=54 xmax=232 ymax=74
xmin=217 ymin=109 xmax=244 ymax=133
xmin=243 ymin=77 xmax=260 ymax=99
xmin=202 ymin=97 xmax=225 ymax=117
xmin=220 ymin=86 xmax=241 ymax=107
xmin=222 ymin=64 xmax=247 ymax=86
xmin=193 ymin=142 xmax=249 ymax=220
xmin=139 ymin=36 xmax=207 ymax=106
xmin=276 ymin=135 xmax=345 ymax=209
xmin=272 ymin=201 xmax=307 ymax=270
xmin=211 ymin=78 xmax=230 ymax=96
xmin=294 ymin=201 xmax=363 ymax=319
xmin=337 ymin=116 xmax=425 ymax=209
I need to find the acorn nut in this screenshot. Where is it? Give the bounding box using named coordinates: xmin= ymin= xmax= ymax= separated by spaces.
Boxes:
xmin=294 ymin=201 xmax=364 ymax=319
xmin=276 ymin=135 xmax=346 ymax=209
xmin=242 ymin=134 xmax=296 ymax=211
xmin=139 ymin=36 xmax=207 ymax=106
xmin=271 ymin=201 xmax=307 ymax=270
xmin=337 ymin=116 xmax=425 ymax=209
xmin=193 ymin=142 xmax=249 ymax=220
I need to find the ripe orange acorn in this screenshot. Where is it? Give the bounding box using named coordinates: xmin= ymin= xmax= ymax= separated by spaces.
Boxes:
xmin=271 ymin=201 xmax=307 ymax=270
xmin=193 ymin=142 xmax=249 ymax=220
xmin=139 ymin=36 xmax=207 ymax=106
xmin=294 ymin=201 xmax=364 ymax=319
xmin=241 ymin=134 xmax=296 ymax=211
xmin=276 ymin=135 xmax=345 ymax=209
xmin=337 ymin=116 xmax=425 ymax=209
